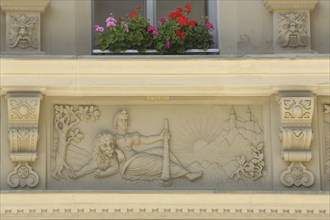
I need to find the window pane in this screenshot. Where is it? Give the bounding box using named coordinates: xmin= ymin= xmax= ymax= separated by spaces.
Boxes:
xmin=93 ymin=0 xmax=146 ymax=27
xmin=156 ymin=0 xmax=207 ymax=23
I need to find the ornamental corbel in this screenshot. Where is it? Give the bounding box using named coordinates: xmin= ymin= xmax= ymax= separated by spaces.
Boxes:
xmin=264 ymin=0 xmax=319 ymax=53
xmin=0 ymin=0 xmax=50 ymax=53
xmin=6 ymin=92 xmax=42 ymax=188
xmin=278 ymin=91 xmax=314 ymax=187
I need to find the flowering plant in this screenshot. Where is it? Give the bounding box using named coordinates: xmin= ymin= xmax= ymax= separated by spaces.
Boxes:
xmin=94 ymin=6 xmax=156 ymax=52
xmin=156 ymin=4 xmax=214 ymax=54
xmin=94 ymin=4 xmax=215 ymax=53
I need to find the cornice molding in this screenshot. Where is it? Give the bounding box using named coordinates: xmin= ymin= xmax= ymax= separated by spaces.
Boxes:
xmin=1 ymin=193 xmax=329 ymax=220
xmin=0 ymin=57 xmax=329 ymax=96
xmin=0 ymin=0 xmax=50 ymax=12
xmin=264 ymin=0 xmax=319 ymax=12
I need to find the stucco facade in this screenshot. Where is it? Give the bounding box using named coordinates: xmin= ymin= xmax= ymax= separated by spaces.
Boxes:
xmin=0 ymin=0 xmax=329 ymax=219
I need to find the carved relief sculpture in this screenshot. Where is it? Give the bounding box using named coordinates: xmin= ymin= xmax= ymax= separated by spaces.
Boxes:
xmin=264 ymin=0 xmax=318 ymax=53
xmin=8 ymin=14 xmax=39 ymax=49
xmin=279 ymin=92 xmax=314 ymax=187
xmin=322 ymin=104 xmax=330 ymax=190
xmin=51 ymin=105 xmax=266 ymax=190
xmin=0 ymin=0 xmax=50 ymax=53
xmin=6 ymin=93 xmax=42 ymax=188
xmin=52 ymin=105 xmax=100 ymax=179
xmin=278 ymin=12 xmax=308 ymax=48
xmin=69 ymin=109 xmax=203 ymax=184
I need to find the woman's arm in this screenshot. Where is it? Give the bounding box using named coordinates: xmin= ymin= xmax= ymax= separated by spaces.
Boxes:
xmin=138 ymin=129 xmax=169 ymax=145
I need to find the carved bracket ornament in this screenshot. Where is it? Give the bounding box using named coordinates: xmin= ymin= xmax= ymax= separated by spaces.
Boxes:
xmin=278 ymin=92 xmax=314 ymax=187
xmin=6 ymin=93 xmax=42 ymax=188
xmin=264 ymin=0 xmax=318 ymax=53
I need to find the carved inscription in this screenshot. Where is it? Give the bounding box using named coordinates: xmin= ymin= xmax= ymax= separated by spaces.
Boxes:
xmin=278 ymin=12 xmax=308 ymax=48
xmin=147 ymin=96 xmax=170 ymax=101
xmin=9 ymin=14 xmax=39 ymax=49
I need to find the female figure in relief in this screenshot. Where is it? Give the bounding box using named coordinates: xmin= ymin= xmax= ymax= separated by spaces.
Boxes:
xmin=113 ymin=109 xmax=202 ymax=181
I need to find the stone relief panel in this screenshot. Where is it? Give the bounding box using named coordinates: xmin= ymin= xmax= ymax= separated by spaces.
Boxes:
xmin=277 ymin=12 xmax=309 ymax=48
xmin=8 ymin=14 xmax=39 ymax=50
xmin=49 ymin=104 xmax=269 ymax=190
xmin=322 ymin=104 xmax=330 ymax=190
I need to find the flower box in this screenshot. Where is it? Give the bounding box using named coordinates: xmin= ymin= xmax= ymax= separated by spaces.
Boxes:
xmin=92 ymin=48 xmax=220 ymax=55
xmin=93 ymin=4 xmax=217 ymax=55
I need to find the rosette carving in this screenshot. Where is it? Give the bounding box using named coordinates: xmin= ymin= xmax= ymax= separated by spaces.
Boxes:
xmin=278 ymin=92 xmax=314 ymax=187
xmin=280 ymin=162 xmax=314 ymax=187
xmin=6 ymin=93 xmax=42 ymax=188
xmin=7 ymin=162 xmax=39 ymax=188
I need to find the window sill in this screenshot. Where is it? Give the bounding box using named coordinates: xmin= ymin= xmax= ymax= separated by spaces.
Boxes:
xmin=92 ymin=49 xmax=220 ymax=55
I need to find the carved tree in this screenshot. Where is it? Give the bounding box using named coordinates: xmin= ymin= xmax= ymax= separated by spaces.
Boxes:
xmin=53 ymin=105 xmax=100 ymax=179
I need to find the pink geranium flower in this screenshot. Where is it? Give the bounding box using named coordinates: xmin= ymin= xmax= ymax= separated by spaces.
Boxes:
xmin=93 ymin=25 xmax=104 ymax=32
xmin=205 ymin=21 xmax=215 ymax=30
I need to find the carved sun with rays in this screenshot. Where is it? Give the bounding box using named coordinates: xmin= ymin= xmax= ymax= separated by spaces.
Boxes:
xmin=174 ymin=118 xmax=222 ymax=152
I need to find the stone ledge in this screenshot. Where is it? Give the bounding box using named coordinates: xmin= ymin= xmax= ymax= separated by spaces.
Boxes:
xmin=264 ymin=0 xmax=319 ymax=12
xmin=1 ymin=56 xmax=329 ymax=96
xmin=0 ymin=0 xmax=50 ymax=12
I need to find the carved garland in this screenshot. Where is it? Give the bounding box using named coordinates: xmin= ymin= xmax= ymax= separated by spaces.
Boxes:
xmin=279 ymin=93 xmax=314 ymax=187
xmin=231 ymin=143 xmax=265 ymax=181
xmin=6 ymin=93 xmax=42 ymax=188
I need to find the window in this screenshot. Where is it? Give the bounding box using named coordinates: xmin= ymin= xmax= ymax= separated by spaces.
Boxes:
xmin=92 ymin=0 xmax=218 ymax=50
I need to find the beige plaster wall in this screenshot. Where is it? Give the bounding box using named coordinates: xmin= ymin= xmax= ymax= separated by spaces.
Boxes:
xmin=219 ymin=0 xmax=273 ymax=55
xmin=0 ymin=10 xmax=5 ymax=52
xmin=311 ymin=0 xmax=330 ymax=54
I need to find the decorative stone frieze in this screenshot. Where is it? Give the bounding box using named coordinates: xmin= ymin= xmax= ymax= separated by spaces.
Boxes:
xmin=322 ymin=104 xmax=330 ymax=190
xmin=6 ymin=93 xmax=42 ymax=188
xmin=278 ymin=91 xmax=314 ymax=187
xmin=0 ymin=0 xmax=50 ymax=53
xmin=264 ymin=0 xmax=319 ymax=53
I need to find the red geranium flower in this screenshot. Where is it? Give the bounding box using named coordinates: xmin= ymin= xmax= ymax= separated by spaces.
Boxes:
xmin=178 ymin=16 xmax=188 ymax=25
xmin=176 ymin=8 xmax=182 ymax=13
xmin=175 ymin=30 xmax=185 ymax=41
xmin=185 ymin=4 xmax=191 ymax=13
xmin=136 ymin=6 xmax=141 ymax=11
xmin=168 ymin=12 xmax=179 ymax=19
xmin=130 ymin=12 xmax=139 ymax=18
xmin=188 ymin=20 xmax=197 ymax=27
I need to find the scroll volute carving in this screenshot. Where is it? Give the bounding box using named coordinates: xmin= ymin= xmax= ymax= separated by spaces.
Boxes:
xmin=278 ymin=92 xmax=314 ymax=187
xmin=6 ymin=93 xmax=42 ymax=188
